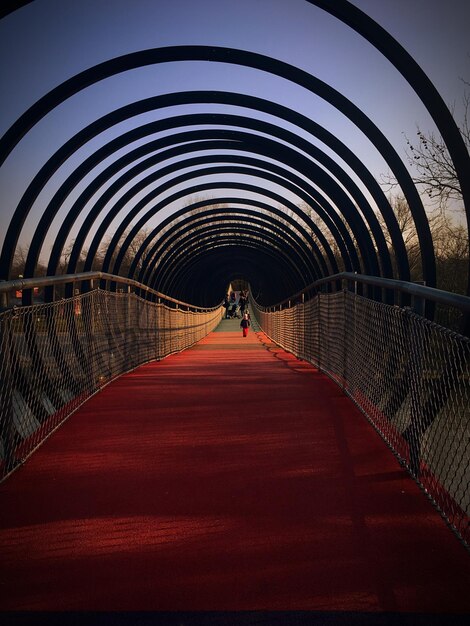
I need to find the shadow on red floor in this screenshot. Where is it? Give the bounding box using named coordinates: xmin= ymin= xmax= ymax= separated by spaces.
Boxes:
xmin=0 ymin=320 xmax=469 ymax=625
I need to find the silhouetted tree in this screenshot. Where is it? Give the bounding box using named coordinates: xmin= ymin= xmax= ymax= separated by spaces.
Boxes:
xmin=383 ymin=80 xmax=469 ymax=216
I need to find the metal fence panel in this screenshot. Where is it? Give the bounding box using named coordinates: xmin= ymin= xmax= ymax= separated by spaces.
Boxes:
xmin=0 ymin=289 xmax=222 ymax=480
xmin=252 ymin=291 xmax=470 ymax=548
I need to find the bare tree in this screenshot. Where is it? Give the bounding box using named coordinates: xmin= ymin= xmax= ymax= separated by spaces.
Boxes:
xmin=11 ymin=245 xmax=29 ymax=278
xmin=376 ymin=195 xmax=422 ymax=281
xmin=11 ymin=245 xmax=47 ymax=278
xmin=99 ymin=228 xmax=152 ymax=278
xmin=382 ymin=80 xmax=469 ymax=215
xmin=432 ymin=212 xmax=469 ymax=295
xmin=376 ymin=194 xmax=468 ymax=293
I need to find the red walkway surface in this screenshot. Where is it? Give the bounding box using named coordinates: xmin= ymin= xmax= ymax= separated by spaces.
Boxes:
xmin=1 ymin=320 xmax=469 ymax=621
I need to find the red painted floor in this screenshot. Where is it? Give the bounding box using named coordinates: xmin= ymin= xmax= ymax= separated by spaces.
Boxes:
xmin=0 ymin=320 xmax=469 ymax=616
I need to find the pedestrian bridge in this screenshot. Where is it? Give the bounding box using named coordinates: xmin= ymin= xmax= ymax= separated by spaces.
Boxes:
xmin=0 ymin=274 xmax=469 ymax=623
xmin=1 ymin=1 xmax=470 ymax=623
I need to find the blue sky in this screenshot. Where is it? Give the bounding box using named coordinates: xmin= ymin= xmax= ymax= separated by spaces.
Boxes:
xmin=0 ymin=0 xmax=469 ymax=265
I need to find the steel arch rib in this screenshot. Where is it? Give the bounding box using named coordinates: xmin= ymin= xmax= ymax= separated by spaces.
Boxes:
xmin=64 ymin=114 xmax=381 ymax=278
xmin=172 ymin=246 xmax=300 ymax=304
xmin=171 ymin=248 xmax=288 ymax=305
xmin=156 ymin=226 xmax=310 ymax=296
xmin=75 ymin=144 xmax=356 ymax=282
xmin=24 ymin=127 xmax=362 ymax=289
xmin=59 ymin=128 xmax=362 ymax=281
xmin=161 ymin=239 xmax=302 ymax=304
xmin=309 ymin=0 xmax=470 ymax=297
xmin=0 ymin=46 xmax=436 ymax=289
xmin=106 ymin=181 xmax=337 ymax=281
xmin=136 ymin=204 xmax=324 ymax=287
xmin=148 ymin=215 xmax=318 ymax=292
xmin=37 ymin=119 xmax=377 ymax=284
xmin=4 ymin=92 xmax=408 ymax=282
xmin=98 ymin=143 xmax=378 ymax=280
xmin=134 ymin=198 xmax=327 ymax=288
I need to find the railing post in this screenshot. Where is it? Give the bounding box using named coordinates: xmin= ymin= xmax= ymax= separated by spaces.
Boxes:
xmin=0 ymin=307 xmax=16 ymax=475
xmin=412 ymin=281 xmax=426 ymax=316
xmin=317 ymin=290 xmax=322 ymax=371
xmin=125 ymin=285 xmax=134 ymax=367
xmin=0 ymin=284 xmax=9 ymax=311
xmin=404 ymin=307 xmax=423 ymax=476
xmin=342 ymin=289 xmax=348 ymax=391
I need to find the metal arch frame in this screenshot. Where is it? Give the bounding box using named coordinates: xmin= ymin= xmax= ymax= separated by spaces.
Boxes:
xmin=1 ymin=91 xmax=409 ymax=287
xmin=40 ymin=118 xmax=382 ymax=284
xmin=0 ymin=2 xmax=33 ymax=19
xmin=156 ymin=226 xmax=310 ymax=298
xmin=100 ymin=142 xmax=384 ymax=278
xmin=136 ymin=203 xmax=324 ymax=286
xmin=100 ymin=134 xmax=381 ymax=279
xmin=23 ymin=125 xmax=362 ymax=293
xmin=144 ymin=210 xmax=320 ymax=286
xmin=162 ymin=240 xmax=303 ymax=305
xmin=171 ymin=248 xmax=287 ymax=305
xmin=310 ymin=0 xmax=470 ymax=284
xmin=82 ymin=92 xmax=415 ymax=282
xmin=129 ymin=171 xmax=342 ymax=281
xmin=74 ymin=143 xmax=350 ymax=282
xmin=106 ymin=180 xmax=338 ymax=282
xmin=179 ymin=244 xmax=308 ymax=305
xmin=0 ymin=46 xmax=438 ymax=291
xmin=79 ymin=144 xmax=356 ymax=284
xmin=148 ymin=215 xmax=317 ymax=294
xmin=59 ymin=129 xmax=361 ymax=281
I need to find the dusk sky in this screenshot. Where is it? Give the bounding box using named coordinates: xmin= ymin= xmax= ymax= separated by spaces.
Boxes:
xmin=0 ymin=0 xmax=469 ymax=264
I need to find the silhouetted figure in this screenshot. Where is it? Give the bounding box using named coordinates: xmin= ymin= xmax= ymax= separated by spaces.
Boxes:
xmin=238 ymin=292 xmax=246 ymax=316
xmin=223 ymin=293 xmax=230 ymax=318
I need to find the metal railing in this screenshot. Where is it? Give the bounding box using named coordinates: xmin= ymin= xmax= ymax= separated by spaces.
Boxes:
xmin=0 ymin=272 xmax=223 ymax=481
xmin=252 ymin=273 xmax=470 ymax=548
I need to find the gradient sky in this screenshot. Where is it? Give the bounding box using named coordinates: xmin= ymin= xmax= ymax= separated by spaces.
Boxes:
xmin=0 ymin=0 xmax=469 ymax=265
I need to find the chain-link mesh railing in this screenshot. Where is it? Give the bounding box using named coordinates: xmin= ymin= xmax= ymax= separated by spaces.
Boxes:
xmin=0 ymin=287 xmax=222 ymax=481
xmin=253 ymin=288 xmax=470 ymax=547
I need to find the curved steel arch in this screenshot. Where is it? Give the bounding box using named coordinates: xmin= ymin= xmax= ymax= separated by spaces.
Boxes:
xmin=137 ymin=204 xmax=323 ymax=287
xmin=29 ymin=114 xmax=385 ymax=285
xmin=310 ymin=0 xmax=470 ymax=268
xmin=55 ymin=126 xmax=364 ymax=281
xmin=175 ymin=243 xmax=306 ymax=305
xmin=0 ymin=46 xmax=438 ymax=290
xmin=24 ymin=124 xmax=364 ymax=288
xmin=107 ymin=180 xmax=341 ymax=282
xmin=172 ymin=247 xmax=289 ymax=305
xmin=43 ymin=90 xmax=412 ymax=284
xmin=0 ymin=91 xmax=402 ymax=280
xmin=76 ymin=141 xmax=357 ymax=283
xmin=129 ymin=160 xmax=346 ymax=280
xmin=0 ymin=2 xmax=33 ymax=19
xmin=162 ymin=238 xmax=303 ymax=305
xmin=149 ymin=214 xmax=317 ymax=293
xmin=156 ymin=225 xmax=311 ymax=297
xmin=97 ymin=134 xmax=382 ymax=280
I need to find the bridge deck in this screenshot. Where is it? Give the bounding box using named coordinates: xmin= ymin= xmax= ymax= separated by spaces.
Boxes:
xmin=0 ymin=319 xmax=469 ymax=621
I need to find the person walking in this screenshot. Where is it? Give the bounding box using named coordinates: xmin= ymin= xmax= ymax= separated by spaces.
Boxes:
xmin=223 ymin=293 xmax=230 ymax=318
xmin=240 ymin=311 xmax=250 ymax=337
xmin=238 ymin=291 xmax=246 ymax=316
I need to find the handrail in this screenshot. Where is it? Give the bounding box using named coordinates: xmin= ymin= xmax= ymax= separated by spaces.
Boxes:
xmin=0 ymin=271 xmax=220 ymax=312
xmin=260 ymin=272 xmax=470 ymax=314
xmin=251 ymin=281 xmax=470 ymax=547
xmin=0 ymin=277 xmax=223 ymax=481
xmin=3 ymin=269 xmax=469 ymax=314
